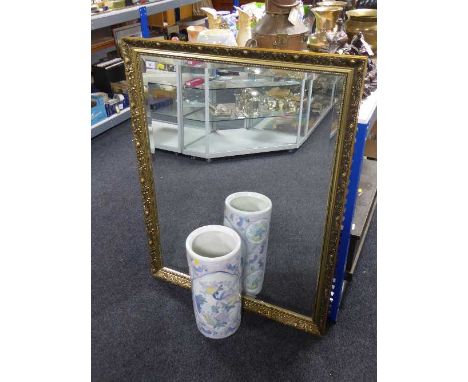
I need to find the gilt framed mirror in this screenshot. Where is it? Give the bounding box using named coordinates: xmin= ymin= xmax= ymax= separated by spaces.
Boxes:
xmin=121 ymin=38 xmax=366 ymax=335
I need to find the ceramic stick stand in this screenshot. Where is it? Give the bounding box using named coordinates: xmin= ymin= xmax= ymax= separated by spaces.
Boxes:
xmin=224 ymin=192 xmax=272 ymax=297
xmin=186 ymin=225 xmax=242 ymax=339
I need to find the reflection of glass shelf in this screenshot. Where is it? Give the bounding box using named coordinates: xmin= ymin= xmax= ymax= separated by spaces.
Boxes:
xmin=145 ymin=69 xmax=176 ymax=74
xmin=151 ymin=122 xmax=296 ymax=156
xmin=192 ymin=109 xmax=300 ymax=123
xmin=143 ymin=71 xmax=177 ymax=86
xmin=150 ymin=122 xmax=179 ymax=151
xmin=183 ymin=124 xmax=297 ymax=157
xmin=148 ymin=81 xmax=177 ymax=88
xmin=151 ymin=104 xmax=200 ymax=120
xmin=186 ymin=63 xmax=319 ymax=80
xmin=152 ymin=103 xmax=301 ymax=123
xmin=188 ymin=79 xmax=302 ymax=91
xmin=150 ymin=121 xmax=205 ymax=152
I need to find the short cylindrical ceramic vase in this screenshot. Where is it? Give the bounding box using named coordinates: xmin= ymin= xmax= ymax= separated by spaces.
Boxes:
xmin=224 ymin=192 xmax=272 ymax=297
xmin=186 ymin=225 xmax=242 ymax=339
xmin=187 ymin=25 xmax=206 ymax=42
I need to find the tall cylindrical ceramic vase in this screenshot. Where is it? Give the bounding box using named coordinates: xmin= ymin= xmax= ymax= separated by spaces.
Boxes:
xmin=224 ymin=192 xmax=272 ymax=297
xmin=186 ymin=225 xmax=242 ymax=339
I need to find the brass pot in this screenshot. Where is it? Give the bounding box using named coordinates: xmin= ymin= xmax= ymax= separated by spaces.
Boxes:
xmin=308 ymin=6 xmax=343 ymax=51
xmin=312 ymin=6 xmax=343 ymax=32
xmin=316 ymin=1 xmax=348 ymax=9
xmin=345 ymin=9 xmax=377 ymax=51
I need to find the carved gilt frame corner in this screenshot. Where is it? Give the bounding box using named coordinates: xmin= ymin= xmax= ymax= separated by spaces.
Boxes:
xmin=120 ymin=38 xmax=367 ymax=336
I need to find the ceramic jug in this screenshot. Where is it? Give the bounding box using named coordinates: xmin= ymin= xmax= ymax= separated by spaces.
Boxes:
xmin=187 ymin=25 xmax=207 ymax=42
xmin=201 ymin=7 xmax=222 ymax=29
xmin=234 ymin=7 xmax=252 ymax=47
xmin=186 ymin=225 xmax=242 ymax=339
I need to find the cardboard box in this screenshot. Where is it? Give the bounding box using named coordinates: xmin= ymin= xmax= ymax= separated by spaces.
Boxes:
xmin=364 ymin=121 xmax=377 ymax=159
xmin=91 ymin=95 xmax=107 ymax=125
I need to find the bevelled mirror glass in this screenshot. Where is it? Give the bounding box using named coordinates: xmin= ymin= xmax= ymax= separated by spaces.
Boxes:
xmin=121 ymin=39 xmax=366 ymax=335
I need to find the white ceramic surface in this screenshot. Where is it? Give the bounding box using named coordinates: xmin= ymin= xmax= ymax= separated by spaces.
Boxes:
xmin=234 ymin=6 xmax=252 ymax=47
xmin=187 ymin=25 xmax=206 ymax=42
xmin=196 ymin=29 xmax=238 ymax=46
xmin=186 ymin=225 xmax=242 ymax=339
xmin=224 ymin=192 xmax=272 ymax=297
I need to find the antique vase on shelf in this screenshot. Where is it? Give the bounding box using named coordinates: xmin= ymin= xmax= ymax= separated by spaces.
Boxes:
xmin=186 ymin=225 xmax=242 ymax=339
xmin=345 ymin=9 xmax=377 ymax=52
xmin=316 ymin=1 xmax=349 ymax=11
xmin=234 ymin=6 xmax=252 ymax=47
xmin=201 ymin=7 xmax=222 ymax=29
xmin=187 ymin=25 xmax=206 ymax=42
xmin=224 ymin=192 xmax=272 ymax=297
xmin=308 ymin=6 xmax=343 ymax=51
xmin=248 ymin=0 xmax=309 ymax=50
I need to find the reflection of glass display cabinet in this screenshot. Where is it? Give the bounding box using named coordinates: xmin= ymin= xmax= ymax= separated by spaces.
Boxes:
xmin=141 ymin=56 xmax=341 ymax=159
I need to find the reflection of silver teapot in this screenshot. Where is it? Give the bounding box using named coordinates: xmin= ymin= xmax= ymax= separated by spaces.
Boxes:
xmin=236 ymin=88 xmax=262 ymax=118
xmin=265 ymin=97 xmax=277 ymax=112
xmin=287 ymin=99 xmax=298 ymax=113
xmin=235 ymin=86 xmax=303 ymax=117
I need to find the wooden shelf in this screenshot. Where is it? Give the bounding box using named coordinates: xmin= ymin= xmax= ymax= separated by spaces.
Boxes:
xmin=91 ymin=38 xmax=116 ymax=53
xmin=345 ymin=158 xmax=377 ymax=278
xmin=351 ymin=158 xmax=377 ymax=238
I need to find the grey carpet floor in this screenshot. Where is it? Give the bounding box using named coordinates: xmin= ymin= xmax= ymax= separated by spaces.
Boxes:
xmin=92 ymin=120 xmax=377 ymax=381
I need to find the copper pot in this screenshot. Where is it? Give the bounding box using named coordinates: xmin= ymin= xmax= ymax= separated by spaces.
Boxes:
xmin=266 ymin=0 xmax=301 ymax=14
xmin=250 ymin=0 xmax=309 ymax=50
xmin=345 ymin=9 xmax=377 ymax=51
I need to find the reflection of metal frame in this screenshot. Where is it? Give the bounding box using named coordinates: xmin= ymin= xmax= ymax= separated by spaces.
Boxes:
xmin=121 ymin=38 xmax=366 ymax=335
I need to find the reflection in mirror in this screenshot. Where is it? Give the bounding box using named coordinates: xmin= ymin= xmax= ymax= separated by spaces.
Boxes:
xmin=140 ymin=54 xmax=345 ymax=316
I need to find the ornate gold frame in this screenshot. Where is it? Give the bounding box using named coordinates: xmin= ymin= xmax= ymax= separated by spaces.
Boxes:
xmin=121 ymin=38 xmax=366 ymax=335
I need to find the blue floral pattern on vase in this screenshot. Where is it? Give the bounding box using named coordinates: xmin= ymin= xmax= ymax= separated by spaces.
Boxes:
xmin=246 ymin=220 xmax=268 ymax=244
xmin=224 ymin=213 xmax=270 ymax=296
xmin=191 ymin=271 xmax=242 ymax=338
xmin=187 ymin=246 xmax=242 ymax=339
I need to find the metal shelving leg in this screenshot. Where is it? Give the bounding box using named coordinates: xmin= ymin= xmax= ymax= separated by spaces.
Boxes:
xmin=304 ymin=77 xmax=314 ymax=136
xmin=330 ymin=79 xmax=336 ymax=108
xmin=139 ymin=7 xmax=150 ymax=38
xmin=295 ymin=76 xmax=306 ymax=147
xmin=329 ymin=79 xmax=338 ymax=139
xmin=176 ymin=64 xmax=184 ymax=153
xmin=204 ymin=67 xmax=210 ymax=157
